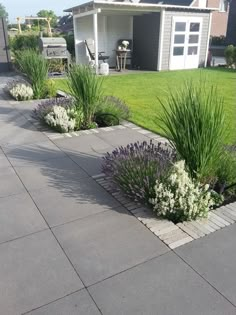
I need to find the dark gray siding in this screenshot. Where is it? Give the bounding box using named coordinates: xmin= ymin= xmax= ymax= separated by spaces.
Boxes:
xmin=133 ymin=13 xmax=161 ymax=70
xmin=0 ymin=18 xmax=11 ymax=72
xmin=161 ymin=9 xmax=210 ymax=70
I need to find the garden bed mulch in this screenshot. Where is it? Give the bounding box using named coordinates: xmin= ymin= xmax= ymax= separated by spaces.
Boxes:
xmin=93 ymin=173 xmax=236 ymax=249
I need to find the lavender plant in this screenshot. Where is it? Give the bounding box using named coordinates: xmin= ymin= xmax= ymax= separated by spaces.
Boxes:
xmin=102 ymin=140 xmax=176 ymax=203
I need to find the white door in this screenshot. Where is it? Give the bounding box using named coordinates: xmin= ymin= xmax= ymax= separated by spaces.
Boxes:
xmin=170 ymin=17 xmax=202 ymax=70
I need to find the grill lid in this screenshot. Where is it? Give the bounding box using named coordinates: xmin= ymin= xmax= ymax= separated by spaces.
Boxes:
xmin=39 ymin=37 xmax=67 ymax=48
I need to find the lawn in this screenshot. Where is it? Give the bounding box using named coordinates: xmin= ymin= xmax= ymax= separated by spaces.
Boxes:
xmin=55 ymin=68 xmax=236 ymax=144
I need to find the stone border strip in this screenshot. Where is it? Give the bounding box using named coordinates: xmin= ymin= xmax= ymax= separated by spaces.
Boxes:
xmin=93 ymin=173 xmax=236 ymax=249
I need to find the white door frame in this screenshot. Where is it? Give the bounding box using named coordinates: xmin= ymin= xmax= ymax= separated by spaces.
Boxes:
xmin=169 ymin=16 xmax=202 ymax=70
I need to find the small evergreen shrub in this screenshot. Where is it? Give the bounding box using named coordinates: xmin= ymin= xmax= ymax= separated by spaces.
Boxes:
xmin=102 ymin=140 xmax=176 ymax=203
xmin=95 ymin=96 xmax=130 ymax=127
xmin=224 ymin=45 xmax=236 ymax=68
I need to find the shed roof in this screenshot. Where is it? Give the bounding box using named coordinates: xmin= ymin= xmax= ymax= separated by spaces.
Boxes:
xmin=65 ymin=0 xmax=216 ymax=12
xmin=140 ymin=0 xmax=193 ymax=5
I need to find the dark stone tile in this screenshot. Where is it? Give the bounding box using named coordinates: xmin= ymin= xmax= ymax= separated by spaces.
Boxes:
xmin=25 ymin=289 xmax=100 ymax=315
xmin=89 ymin=252 xmax=236 ymax=315
xmin=0 ymin=230 xmax=83 ymax=315
xmin=0 ymin=192 xmax=47 ymax=243
xmin=53 ymin=208 xmax=169 ymax=286
xmin=176 ymin=223 xmax=236 ymax=306
xmin=30 ymin=177 xmax=119 ymax=227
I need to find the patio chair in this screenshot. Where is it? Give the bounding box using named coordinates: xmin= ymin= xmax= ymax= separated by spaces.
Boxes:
xmin=84 ymin=39 xmax=109 ymax=62
xmin=117 ymin=39 xmax=133 ymax=68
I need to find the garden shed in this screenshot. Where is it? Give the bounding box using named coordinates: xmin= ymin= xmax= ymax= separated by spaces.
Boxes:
xmin=65 ymin=0 xmax=214 ymax=71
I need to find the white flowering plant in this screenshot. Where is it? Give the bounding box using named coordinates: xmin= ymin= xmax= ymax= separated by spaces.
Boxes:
xmin=44 ymin=105 xmax=78 ymax=133
xmin=122 ymin=40 xmax=129 ymax=49
xmin=9 ymin=82 xmax=34 ymax=101
xmin=150 ymin=160 xmax=222 ymax=223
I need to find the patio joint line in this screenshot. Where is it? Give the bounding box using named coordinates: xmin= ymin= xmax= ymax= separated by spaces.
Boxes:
xmin=21 ymin=288 xmax=85 ymax=315
xmin=174 ymin=250 xmax=236 ymax=309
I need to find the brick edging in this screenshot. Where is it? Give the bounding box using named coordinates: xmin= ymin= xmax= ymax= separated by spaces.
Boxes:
xmin=93 ymin=173 xmax=236 ymax=249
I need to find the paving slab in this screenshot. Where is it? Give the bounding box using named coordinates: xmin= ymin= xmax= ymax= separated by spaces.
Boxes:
xmin=0 ymin=192 xmax=47 ymax=243
xmin=25 ymin=289 xmax=100 ymax=315
xmin=30 ymin=176 xmax=120 ymax=227
xmin=53 ymin=207 xmax=169 ymax=286
xmin=0 ymin=230 xmax=83 ymax=315
xmin=89 ymin=252 xmax=236 ymax=315
xmin=3 ymin=140 xmax=66 ymax=167
xmin=15 ymin=156 xmax=89 ymax=191
xmin=175 ymin=223 xmax=236 ymax=306
xmin=0 ymin=167 xmax=25 ymax=198
xmin=96 ymin=128 xmax=149 ymax=147
xmin=55 ymin=134 xmax=112 ymax=153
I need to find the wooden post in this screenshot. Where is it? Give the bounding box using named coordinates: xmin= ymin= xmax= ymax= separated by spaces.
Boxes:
xmin=93 ymin=12 xmax=98 ymax=74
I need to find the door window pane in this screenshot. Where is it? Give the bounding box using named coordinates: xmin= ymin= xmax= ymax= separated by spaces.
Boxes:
xmin=188 ymin=46 xmax=198 ymax=55
xmin=175 ymin=22 xmax=186 ymax=32
xmin=189 ymin=35 xmax=199 ymax=44
xmin=173 ymin=47 xmax=184 ymax=56
xmin=174 ymin=34 xmax=185 ymax=44
xmin=190 ymin=23 xmax=200 ymax=32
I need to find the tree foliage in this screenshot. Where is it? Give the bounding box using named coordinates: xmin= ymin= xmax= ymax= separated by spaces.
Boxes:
xmin=35 ymin=10 xmax=58 ymax=28
xmin=0 ymin=3 xmax=8 ymax=20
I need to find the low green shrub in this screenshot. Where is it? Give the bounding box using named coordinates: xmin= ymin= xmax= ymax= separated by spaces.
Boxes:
xmin=43 ymin=79 xmax=57 ymax=98
xmin=102 ymin=140 xmax=176 ymax=204
xmin=67 ymin=64 xmax=103 ymax=129
xmin=150 ymin=160 xmax=220 ymax=223
xmin=95 ymin=96 xmax=130 ymax=127
xmin=15 ymin=49 xmax=48 ymax=99
xmin=224 ymin=45 xmax=236 ymax=68
xmin=48 ymin=59 xmax=66 ymax=73
xmin=63 ymin=34 xmax=75 ymax=56
xmin=9 ymin=35 xmax=39 ymax=53
xmin=158 ymin=81 xmax=225 ymax=183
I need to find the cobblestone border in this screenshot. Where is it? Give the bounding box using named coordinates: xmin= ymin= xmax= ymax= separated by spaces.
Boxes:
xmin=93 ymin=173 xmax=236 ymax=249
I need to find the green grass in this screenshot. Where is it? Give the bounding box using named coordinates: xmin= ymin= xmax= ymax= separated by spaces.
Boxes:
xmin=55 ymin=68 xmax=236 ymax=143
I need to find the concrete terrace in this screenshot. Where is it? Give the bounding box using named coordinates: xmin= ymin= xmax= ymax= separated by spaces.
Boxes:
xmin=0 ymin=75 xmax=236 ymax=314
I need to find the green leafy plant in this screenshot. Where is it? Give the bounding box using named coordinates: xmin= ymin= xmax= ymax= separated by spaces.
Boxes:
xmin=95 ymin=96 xmax=130 ymax=127
xmin=67 ymin=64 xmax=103 ymax=129
xmin=224 ymin=45 xmax=236 ymax=68
xmin=15 ymin=49 xmax=48 ymax=99
xmin=9 ymin=35 xmax=39 ymax=53
xmin=43 ymin=79 xmax=57 ymax=98
xmin=158 ymin=81 xmax=225 ymax=182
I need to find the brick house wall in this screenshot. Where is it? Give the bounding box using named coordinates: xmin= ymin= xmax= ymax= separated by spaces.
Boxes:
xmin=192 ymin=0 xmax=229 ymax=36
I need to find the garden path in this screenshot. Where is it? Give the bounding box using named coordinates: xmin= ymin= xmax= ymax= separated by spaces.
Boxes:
xmin=0 ymin=75 xmax=236 ymax=314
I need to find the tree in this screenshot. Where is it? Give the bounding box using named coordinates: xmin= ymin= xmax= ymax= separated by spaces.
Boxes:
xmin=36 ymin=10 xmax=58 ymax=28
xmin=0 ymin=3 xmax=8 ymax=20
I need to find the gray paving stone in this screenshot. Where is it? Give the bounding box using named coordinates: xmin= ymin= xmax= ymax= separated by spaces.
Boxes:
xmin=96 ymin=128 xmax=149 ymax=147
xmin=53 ymin=207 xmax=169 ymax=286
xmin=30 ymin=177 xmax=120 ymax=227
xmin=89 ymin=252 xmax=236 ymax=315
xmin=25 ymin=290 xmax=100 ymax=315
xmin=3 ymin=140 xmax=66 ymax=167
xmin=214 ymin=209 xmax=234 ymax=224
xmin=176 ymin=223 xmax=236 ymax=306
xmin=0 ymin=152 xmax=11 ymax=168
xmin=55 ymin=134 xmax=112 ymax=153
xmin=15 ymin=156 xmax=89 ymax=191
xmin=221 ymin=206 xmax=236 ymax=220
xmin=0 ymin=230 xmax=83 ymax=315
xmin=0 ymin=167 xmax=25 ymax=198
xmin=0 ymin=192 xmax=47 ymax=243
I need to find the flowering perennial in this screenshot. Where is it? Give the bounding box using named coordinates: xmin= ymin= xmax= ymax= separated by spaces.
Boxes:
xmin=44 ymin=105 xmax=76 ymax=133
xmin=9 ymin=83 xmax=33 ymax=101
xmin=150 ymin=161 xmax=216 ymax=223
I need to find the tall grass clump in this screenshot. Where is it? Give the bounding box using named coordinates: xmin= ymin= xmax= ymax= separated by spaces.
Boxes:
xmin=158 ymin=81 xmax=225 ymax=182
xmin=15 ymin=49 xmax=48 ymax=99
xmin=67 ymin=64 xmax=103 ymax=129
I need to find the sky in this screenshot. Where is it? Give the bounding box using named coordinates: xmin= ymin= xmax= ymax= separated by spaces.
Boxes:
xmin=1 ymin=0 xmax=83 ymax=23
